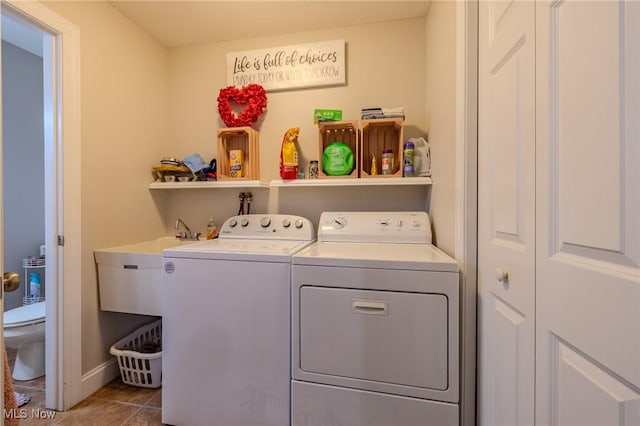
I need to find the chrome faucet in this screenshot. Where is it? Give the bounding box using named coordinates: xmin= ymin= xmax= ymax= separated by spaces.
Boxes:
xmin=175 ymin=218 xmax=200 ymax=240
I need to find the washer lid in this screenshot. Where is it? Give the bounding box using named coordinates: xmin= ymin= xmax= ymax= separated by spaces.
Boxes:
xmin=163 ymin=238 xmax=315 ymax=262
xmin=4 ymin=301 xmax=45 ymax=328
xmin=292 ymin=242 xmax=458 ymax=272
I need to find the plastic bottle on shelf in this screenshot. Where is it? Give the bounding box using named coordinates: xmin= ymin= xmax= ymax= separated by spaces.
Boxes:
xmin=206 ymin=216 xmax=218 ymax=240
xmin=403 ymin=141 xmax=415 ymax=177
xmin=381 ymin=149 xmax=394 ymax=175
xmin=29 ymin=272 xmax=41 ymax=299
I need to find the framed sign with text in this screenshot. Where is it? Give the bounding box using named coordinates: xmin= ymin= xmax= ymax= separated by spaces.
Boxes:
xmin=226 ymin=40 xmax=346 ymax=91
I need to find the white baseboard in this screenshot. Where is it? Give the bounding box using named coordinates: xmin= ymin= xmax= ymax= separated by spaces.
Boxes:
xmin=80 ymin=358 xmax=120 ymax=400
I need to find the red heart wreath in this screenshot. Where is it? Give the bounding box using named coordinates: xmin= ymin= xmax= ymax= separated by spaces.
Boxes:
xmin=217 ymin=84 xmax=267 ymax=128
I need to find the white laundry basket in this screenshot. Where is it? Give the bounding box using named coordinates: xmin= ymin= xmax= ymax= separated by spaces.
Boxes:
xmin=110 ymin=319 xmax=162 ymax=388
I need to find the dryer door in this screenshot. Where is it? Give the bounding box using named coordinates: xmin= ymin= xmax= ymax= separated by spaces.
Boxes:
xmin=298 ymin=286 xmax=448 ymax=393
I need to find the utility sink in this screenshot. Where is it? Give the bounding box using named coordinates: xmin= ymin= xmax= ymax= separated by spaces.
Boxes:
xmin=94 ymin=237 xmax=199 ymax=316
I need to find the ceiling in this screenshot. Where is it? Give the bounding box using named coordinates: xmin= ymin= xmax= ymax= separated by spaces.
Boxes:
xmin=108 ymin=1 xmax=432 ymax=48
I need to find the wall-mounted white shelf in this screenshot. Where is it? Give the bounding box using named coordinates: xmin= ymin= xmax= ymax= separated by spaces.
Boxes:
xmin=269 ymin=177 xmax=433 ymax=187
xmin=150 ymin=177 xmax=432 ymax=189
xmin=149 ymin=180 xmax=268 ymax=189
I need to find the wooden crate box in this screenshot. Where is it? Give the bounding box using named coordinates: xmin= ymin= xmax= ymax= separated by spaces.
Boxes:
xmin=360 ymin=118 xmax=403 ymax=178
xmin=317 ymin=120 xmax=359 ymax=178
xmin=216 ymin=127 xmax=260 ymax=180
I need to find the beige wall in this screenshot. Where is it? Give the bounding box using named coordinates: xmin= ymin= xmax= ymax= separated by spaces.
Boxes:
xmin=164 ymin=17 xmax=431 ymax=232
xmin=44 ymin=1 xmax=169 ymax=373
xmin=41 ymin=1 xmax=458 ymax=377
xmin=425 ymin=1 xmax=457 ymax=256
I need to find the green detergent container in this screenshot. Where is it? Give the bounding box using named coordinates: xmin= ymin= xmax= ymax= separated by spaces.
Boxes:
xmin=322 ymin=142 xmax=354 ymax=176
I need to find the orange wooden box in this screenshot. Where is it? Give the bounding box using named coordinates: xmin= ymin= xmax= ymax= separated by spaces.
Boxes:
xmin=216 ymin=127 xmax=260 ymax=180
xmin=359 ymin=118 xmax=403 ymax=178
xmin=317 ymin=120 xmax=359 ymax=178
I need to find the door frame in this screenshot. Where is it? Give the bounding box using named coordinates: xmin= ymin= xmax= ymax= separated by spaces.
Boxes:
xmin=2 ymin=0 xmax=81 ymax=411
xmin=455 ymin=1 xmax=478 ymax=426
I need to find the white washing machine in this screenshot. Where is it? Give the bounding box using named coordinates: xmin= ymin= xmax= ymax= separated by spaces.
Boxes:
xmin=291 ymin=211 xmax=459 ymax=426
xmin=161 ymin=214 xmax=314 ymax=426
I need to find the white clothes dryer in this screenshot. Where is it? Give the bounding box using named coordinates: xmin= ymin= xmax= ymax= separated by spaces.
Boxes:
xmin=161 ymin=214 xmax=314 ymax=426
xmin=291 ymin=211 xmax=459 ymax=426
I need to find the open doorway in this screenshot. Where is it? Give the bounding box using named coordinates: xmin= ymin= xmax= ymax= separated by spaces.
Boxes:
xmin=2 ymin=7 xmax=55 ymax=411
xmin=1 ymin=0 xmax=82 ymax=411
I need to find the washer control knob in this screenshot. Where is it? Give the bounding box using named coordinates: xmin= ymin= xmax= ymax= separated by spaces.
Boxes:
xmin=332 ymin=217 xmax=347 ymax=229
xmin=282 ymin=218 xmax=291 ymax=228
xmin=240 ymin=218 xmax=249 ymax=227
xmin=260 ymin=217 xmax=271 ymax=228
xmin=411 ymin=220 xmax=420 ymax=228
xmin=229 ymin=218 xmax=238 ymax=228
xmin=294 ymin=219 xmax=304 ymax=229
xmin=396 ymin=219 xmax=403 ymax=227
xmin=379 ymin=219 xmax=390 ymax=226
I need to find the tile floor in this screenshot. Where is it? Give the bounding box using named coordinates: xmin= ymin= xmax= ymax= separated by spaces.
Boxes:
xmin=7 ymin=349 xmax=163 ymax=425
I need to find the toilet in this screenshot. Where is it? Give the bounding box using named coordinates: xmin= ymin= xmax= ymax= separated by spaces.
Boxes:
xmin=4 ymin=302 xmax=46 ymax=381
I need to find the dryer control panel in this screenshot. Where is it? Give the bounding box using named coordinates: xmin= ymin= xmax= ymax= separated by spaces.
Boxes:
xmin=219 ymin=214 xmax=315 ymax=241
xmin=318 ymin=211 xmax=432 ymax=244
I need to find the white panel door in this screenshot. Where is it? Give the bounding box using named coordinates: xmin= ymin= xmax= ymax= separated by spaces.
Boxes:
xmin=536 ymin=1 xmax=640 ymax=425
xmin=478 ymin=1 xmax=535 ymax=425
